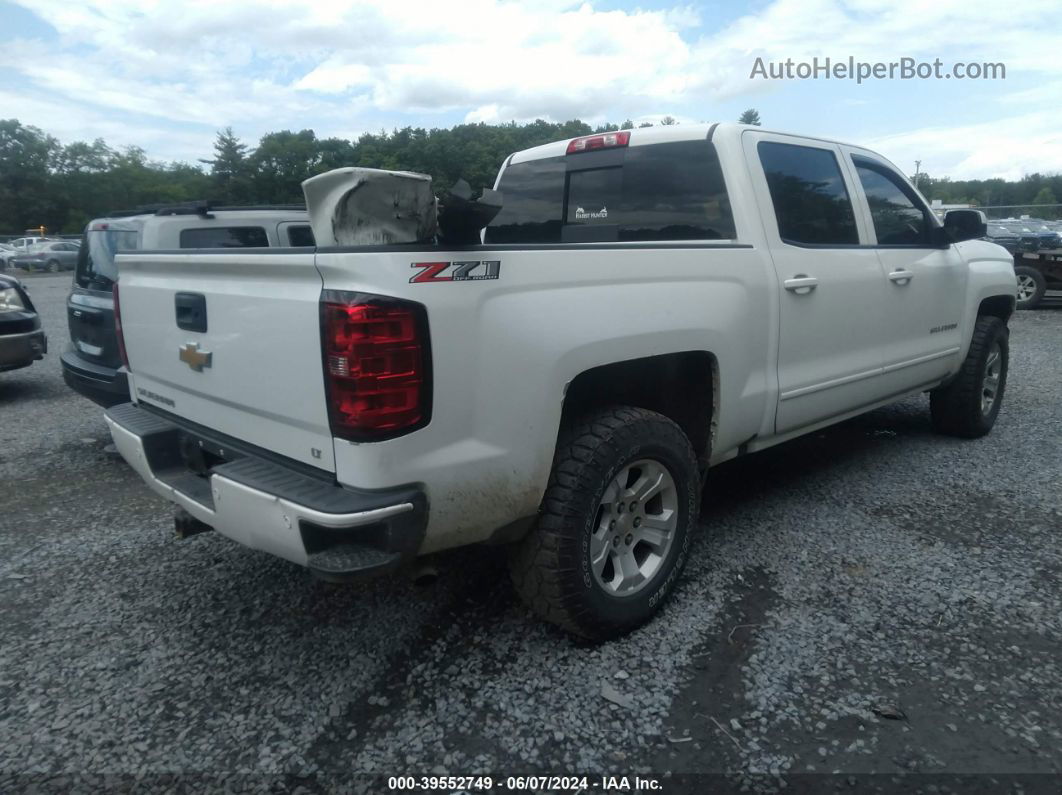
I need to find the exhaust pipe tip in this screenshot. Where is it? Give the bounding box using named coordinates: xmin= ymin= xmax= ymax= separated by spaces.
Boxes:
xmin=408 ymin=560 xmax=439 ymax=586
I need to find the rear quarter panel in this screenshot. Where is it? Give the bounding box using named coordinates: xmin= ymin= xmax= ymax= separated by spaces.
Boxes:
xmin=317 ymin=244 xmax=773 ymax=553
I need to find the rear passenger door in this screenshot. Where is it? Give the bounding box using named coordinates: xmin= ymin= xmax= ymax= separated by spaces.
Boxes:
xmin=745 ymin=132 xmax=891 ymax=433
xmin=843 ymin=150 xmax=967 ymax=394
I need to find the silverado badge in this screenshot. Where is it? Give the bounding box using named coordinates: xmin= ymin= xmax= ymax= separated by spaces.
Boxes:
xmin=178 ymin=341 xmax=212 ymax=372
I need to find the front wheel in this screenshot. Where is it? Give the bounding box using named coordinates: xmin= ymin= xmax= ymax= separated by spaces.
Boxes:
xmin=509 ymin=406 xmax=699 ymax=641
xmin=930 ymin=316 xmax=1009 ymax=438
xmin=1014 ymin=265 xmax=1046 ymax=310
xmin=46 ymin=259 xmax=60 ymax=273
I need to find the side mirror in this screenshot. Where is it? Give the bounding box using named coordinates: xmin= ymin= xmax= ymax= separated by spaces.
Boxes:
xmin=943 ymin=209 xmax=987 ymax=243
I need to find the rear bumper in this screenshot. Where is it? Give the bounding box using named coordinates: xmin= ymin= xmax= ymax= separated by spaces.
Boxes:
xmin=104 ymin=402 xmax=428 ymax=579
xmin=61 ymin=349 xmax=129 ymax=406
xmin=0 ymin=328 xmax=47 ymax=371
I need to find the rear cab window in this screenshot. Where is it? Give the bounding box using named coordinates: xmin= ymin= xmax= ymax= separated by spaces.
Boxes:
xmin=485 ymin=140 xmax=735 ymax=244
xmin=75 ymin=225 xmax=140 ymax=289
xmin=179 ymin=227 xmax=269 ymax=248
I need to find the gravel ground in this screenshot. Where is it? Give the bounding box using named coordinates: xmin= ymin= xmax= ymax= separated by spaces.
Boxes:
xmin=1 ymin=273 xmax=1060 ymax=793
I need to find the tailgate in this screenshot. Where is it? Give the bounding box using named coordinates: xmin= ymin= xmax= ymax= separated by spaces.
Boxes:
xmin=117 ymin=250 xmax=335 ymax=472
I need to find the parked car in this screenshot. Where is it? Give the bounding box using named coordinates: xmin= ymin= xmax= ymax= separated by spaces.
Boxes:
xmin=104 ymin=123 xmax=1016 ymax=640
xmin=7 ymin=236 xmax=54 ymax=250
xmin=0 ymin=273 xmax=47 ymax=372
xmin=1002 ymin=221 xmax=1053 ymax=249
xmin=984 ymin=224 xmax=1021 ymax=254
xmin=999 ymin=223 xmax=1041 ymax=253
xmin=1021 ymin=221 xmax=1062 ymax=250
xmin=1 ymin=241 xmax=39 ymax=269
xmin=11 ymin=240 xmax=81 ymax=272
xmin=62 ymin=203 xmax=313 ymax=407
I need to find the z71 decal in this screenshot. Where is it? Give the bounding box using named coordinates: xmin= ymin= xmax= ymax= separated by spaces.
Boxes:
xmin=410 ymin=260 xmax=501 ymax=284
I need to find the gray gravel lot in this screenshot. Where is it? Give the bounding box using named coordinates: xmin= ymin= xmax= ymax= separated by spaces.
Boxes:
xmin=1 ymin=273 xmax=1060 ymax=792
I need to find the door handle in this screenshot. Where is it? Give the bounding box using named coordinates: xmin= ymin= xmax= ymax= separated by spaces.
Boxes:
xmin=888 ymin=269 xmax=914 ymax=285
xmin=783 ymin=275 xmax=818 ymax=294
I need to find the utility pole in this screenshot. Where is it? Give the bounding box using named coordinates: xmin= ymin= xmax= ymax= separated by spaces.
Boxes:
xmin=913 ymin=160 xmax=921 ymax=188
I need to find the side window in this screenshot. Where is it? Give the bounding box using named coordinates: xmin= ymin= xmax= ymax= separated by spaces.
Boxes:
xmin=286 ymin=224 xmax=315 ymax=247
xmin=757 ymin=141 xmax=859 ymax=245
xmin=853 ymin=158 xmax=933 ymax=246
xmin=484 ymin=157 xmax=566 ymax=244
xmin=179 ymin=226 xmax=269 ymax=248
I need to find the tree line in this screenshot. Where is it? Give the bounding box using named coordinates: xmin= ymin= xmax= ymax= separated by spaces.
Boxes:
xmin=1 ymin=113 xmax=1058 ymax=234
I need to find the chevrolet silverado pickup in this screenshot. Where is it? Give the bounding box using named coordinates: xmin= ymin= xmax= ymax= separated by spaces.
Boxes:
xmin=105 ymin=123 xmax=1016 ymax=640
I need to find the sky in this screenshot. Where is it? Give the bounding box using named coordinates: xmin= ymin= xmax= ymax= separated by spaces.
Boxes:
xmin=1 ymin=0 xmax=1060 ymax=181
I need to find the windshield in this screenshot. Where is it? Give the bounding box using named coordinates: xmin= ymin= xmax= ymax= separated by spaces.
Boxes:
xmin=75 ymin=228 xmax=139 ymax=288
xmin=988 ymin=226 xmax=1010 ymax=235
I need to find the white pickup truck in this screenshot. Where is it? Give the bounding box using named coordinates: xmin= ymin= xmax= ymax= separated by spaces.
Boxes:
xmin=106 ymin=123 xmax=1016 ymax=640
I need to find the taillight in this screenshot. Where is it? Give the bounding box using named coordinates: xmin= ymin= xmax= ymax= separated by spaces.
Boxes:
xmin=320 ymin=291 xmax=431 ymax=441
xmin=566 ymin=130 xmax=630 ymax=155
xmin=113 ymin=282 xmax=130 ymax=370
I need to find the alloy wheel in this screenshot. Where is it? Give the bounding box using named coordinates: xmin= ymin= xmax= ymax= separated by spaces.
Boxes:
xmin=589 ymin=458 xmax=678 ymax=597
xmin=982 ymin=342 xmax=1002 ymax=416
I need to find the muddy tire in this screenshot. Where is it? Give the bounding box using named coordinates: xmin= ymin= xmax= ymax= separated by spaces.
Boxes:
xmin=509 ymin=406 xmax=699 ymax=641
xmin=930 ymin=316 xmax=1008 ymax=438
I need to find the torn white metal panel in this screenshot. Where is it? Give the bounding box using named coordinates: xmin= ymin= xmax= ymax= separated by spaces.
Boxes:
xmin=302 ymin=167 xmax=438 ymax=247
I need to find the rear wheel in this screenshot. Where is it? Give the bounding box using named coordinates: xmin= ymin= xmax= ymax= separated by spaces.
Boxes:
xmin=509 ymin=406 xmax=699 ymax=641
xmin=930 ymin=316 xmax=1008 ymax=438
xmin=1014 ymin=265 xmax=1046 ymax=309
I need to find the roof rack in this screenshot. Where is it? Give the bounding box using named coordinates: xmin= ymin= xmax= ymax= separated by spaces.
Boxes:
xmin=208 ymin=204 xmax=307 ymax=212
xmin=103 ymin=202 xmax=307 ymax=218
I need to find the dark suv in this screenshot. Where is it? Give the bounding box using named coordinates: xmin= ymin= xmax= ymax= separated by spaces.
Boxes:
xmin=984 ymin=224 xmax=1021 ymax=254
xmin=0 ymin=273 xmax=47 ymax=372
xmin=62 ymin=203 xmax=313 ymax=406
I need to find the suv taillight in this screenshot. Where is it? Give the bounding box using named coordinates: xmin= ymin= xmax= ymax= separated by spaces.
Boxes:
xmin=113 ymin=282 xmax=130 ymax=370
xmin=320 ymin=291 xmax=431 ymax=441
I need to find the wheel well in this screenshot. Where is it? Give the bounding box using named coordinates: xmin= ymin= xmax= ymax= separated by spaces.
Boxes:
xmin=561 ymin=351 xmax=716 ymax=469
xmin=978 ymin=294 xmax=1015 ymax=321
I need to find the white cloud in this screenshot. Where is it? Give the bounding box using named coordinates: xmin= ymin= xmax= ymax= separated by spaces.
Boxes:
xmin=0 ymin=86 xmax=209 ymax=163
xmin=3 ymin=0 xmax=1062 ymax=178
xmin=295 ymin=61 xmax=373 ymax=94
xmin=866 ymin=112 xmax=1062 ymax=181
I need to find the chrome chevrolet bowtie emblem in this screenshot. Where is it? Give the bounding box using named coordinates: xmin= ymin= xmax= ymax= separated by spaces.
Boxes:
xmin=178 ymin=342 xmax=212 ymax=372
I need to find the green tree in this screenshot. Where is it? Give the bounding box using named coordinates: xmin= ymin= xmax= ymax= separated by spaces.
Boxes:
xmin=200 ymin=127 xmax=250 ymax=204
xmin=4 ymin=116 xmax=1061 ymax=234
xmin=738 ymin=108 xmax=761 ymax=126
xmin=660 ymin=115 xmax=678 ymax=126
xmin=1032 ymin=186 xmax=1058 ymax=214
xmin=0 ymin=119 xmax=60 ymax=233
xmin=250 ymin=129 xmax=323 ymax=203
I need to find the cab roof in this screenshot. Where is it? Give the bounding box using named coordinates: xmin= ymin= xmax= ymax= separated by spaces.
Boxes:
xmin=508 ymin=122 xmax=875 ymax=165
